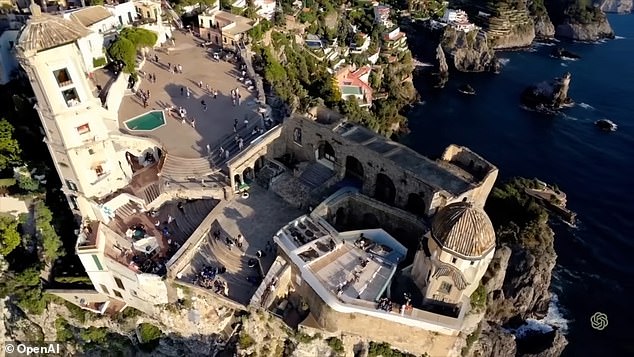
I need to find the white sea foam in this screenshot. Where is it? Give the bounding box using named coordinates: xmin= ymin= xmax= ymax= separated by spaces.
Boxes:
xmin=614 ymin=36 xmax=625 ymax=40
xmin=498 ymin=58 xmax=510 ymax=66
xmin=511 ymin=293 xmax=570 ymax=338
xmin=560 ymin=63 xmax=568 ymax=67
xmin=578 ymin=102 xmax=594 ymax=110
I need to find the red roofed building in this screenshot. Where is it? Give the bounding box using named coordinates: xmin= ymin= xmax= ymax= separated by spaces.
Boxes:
xmin=335 ymin=65 xmax=374 ymax=108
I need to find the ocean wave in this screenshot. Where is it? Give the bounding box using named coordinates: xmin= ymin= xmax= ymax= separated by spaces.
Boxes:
xmin=614 ymin=36 xmax=626 ymax=40
xmin=559 ymin=113 xmax=578 ymax=121
xmin=578 ymin=102 xmax=594 ymax=110
xmin=510 ymin=293 xmax=570 ymax=338
xmin=560 ymin=63 xmax=568 ymax=67
xmin=498 ymin=58 xmax=510 ymax=66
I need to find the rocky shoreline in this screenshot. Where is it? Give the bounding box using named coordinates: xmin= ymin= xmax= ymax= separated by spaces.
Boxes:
xmin=466 ymin=178 xmax=570 ymax=357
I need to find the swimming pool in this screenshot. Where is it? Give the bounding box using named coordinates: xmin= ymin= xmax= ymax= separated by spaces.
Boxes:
xmin=124 ymin=110 xmax=166 ymax=131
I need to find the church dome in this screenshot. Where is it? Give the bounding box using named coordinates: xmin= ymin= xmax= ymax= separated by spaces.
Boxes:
xmin=17 ymin=2 xmax=90 ymax=55
xmin=431 ymin=202 xmax=495 ymax=258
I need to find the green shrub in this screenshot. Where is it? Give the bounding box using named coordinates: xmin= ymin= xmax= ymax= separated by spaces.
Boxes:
xmin=92 ymin=57 xmax=107 ymax=68
xmin=238 ymin=332 xmax=256 ymax=349
xmin=0 ymin=177 xmax=16 ymax=188
xmin=470 ymin=283 xmax=487 ymax=311
xmin=294 ymin=331 xmax=321 ymax=344
xmin=138 ymin=323 xmax=162 ymax=343
xmin=55 ymin=318 xmax=74 ymax=342
xmin=461 ymin=325 xmax=481 ymax=356
xmin=80 ymin=326 xmax=109 ymax=344
xmin=64 ymin=301 xmax=89 ymax=323
xmin=368 ymin=341 xmax=416 ymax=357
xmin=327 ymin=337 xmax=344 ymax=355
xmin=54 ymin=276 xmax=92 ymax=284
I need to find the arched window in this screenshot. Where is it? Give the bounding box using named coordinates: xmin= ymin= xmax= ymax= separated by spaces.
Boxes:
xmin=293 ymin=127 xmax=302 ymax=145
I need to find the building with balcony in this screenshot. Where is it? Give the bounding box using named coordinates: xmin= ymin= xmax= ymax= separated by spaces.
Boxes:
xmin=382 ymin=27 xmax=408 ymax=53
xmin=442 ymin=8 xmax=479 ymax=33
xmin=232 ymin=0 xmax=277 ymax=21
xmin=198 ymin=3 xmax=255 ymax=50
xmin=373 ymin=3 xmax=392 ymax=28
xmin=335 ymin=65 xmax=373 ymax=108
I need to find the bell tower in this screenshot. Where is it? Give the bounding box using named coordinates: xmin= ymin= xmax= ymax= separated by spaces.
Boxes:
xmin=16 ymin=2 xmax=132 ymax=218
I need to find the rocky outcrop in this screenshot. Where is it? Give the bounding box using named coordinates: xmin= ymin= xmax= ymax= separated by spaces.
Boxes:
xmin=528 ymin=1 xmax=556 ymax=38
xmin=555 ymin=19 xmax=614 ymax=41
xmin=600 ymin=0 xmax=633 ymax=13
xmin=520 ymin=72 xmax=573 ymax=113
xmin=435 ymin=44 xmax=449 ymax=88
xmin=441 ymin=27 xmax=498 ymax=72
xmin=466 ymin=178 xmax=568 ymax=357
xmin=546 ymin=0 xmax=615 ymax=40
xmin=475 ymin=1 xmax=536 ymax=48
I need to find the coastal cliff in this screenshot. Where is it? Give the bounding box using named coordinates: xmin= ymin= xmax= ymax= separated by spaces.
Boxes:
xmin=529 ymin=0 xmax=556 ymax=38
xmin=441 ymin=27 xmax=498 ymax=72
xmin=475 ymin=1 xmax=537 ymax=48
xmin=545 ymin=0 xmax=615 ymax=40
xmin=465 ymin=178 xmax=569 ymax=357
xmin=520 ymin=72 xmax=572 ymax=112
xmin=600 ymin=0 xmax=633 ymax=13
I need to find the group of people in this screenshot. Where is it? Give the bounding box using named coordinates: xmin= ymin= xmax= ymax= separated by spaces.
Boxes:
xmin=137 ymin=89 xmax=151 ymax=108
xmin=377 ymin=297 xmax=393 ymax=312
xmin=194 ymin=265 xmax=229 ymax=296
xmin=230 ymin=87 xmax=241 ymax=106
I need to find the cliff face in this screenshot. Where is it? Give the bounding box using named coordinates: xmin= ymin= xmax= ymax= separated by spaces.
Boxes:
xmin=555 ymin=19 xmax=614 ymax=40
xmin=545 ymin=0 xmax=615 ymax=40
xmin=476 ymin=1 xmax=537 ymax=48
xmin=441 ymin=27 xmax=498 ymax=72
xmin=528 ymin=1 xmax=556 ymax=38
xmin=600 ymin=0 xmax=633 ymax=13
xmin=466 ymin=178 xmax=569 ymax=357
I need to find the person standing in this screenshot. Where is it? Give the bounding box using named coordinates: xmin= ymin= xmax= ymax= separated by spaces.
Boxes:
xmin=190 ymin=117 xmax=196 ymax=128
xmin=236 ymin=234 xmax=244 ymax=248
xmin=213 ymin=89 xmax=218 ymax=99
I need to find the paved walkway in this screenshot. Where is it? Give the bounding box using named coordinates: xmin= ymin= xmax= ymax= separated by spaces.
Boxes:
xmin=118 ymin=31 xmax=260 ymax=158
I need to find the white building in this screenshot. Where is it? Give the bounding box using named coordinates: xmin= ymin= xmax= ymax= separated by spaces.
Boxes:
xmin=15 ymin=2 xmax=165 ymax=313
xmin=232 ymin=0 xmax=277 ymax=21
xmin=0 ymin=29 xmax=19 ymax=84
xmin=442 ymin=8 xmax=478 ymax=33
xmin=373 ymin=4 xmax=392 ymax=28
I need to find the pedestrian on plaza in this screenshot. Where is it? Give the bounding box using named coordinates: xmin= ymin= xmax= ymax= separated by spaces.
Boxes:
xmin=146 ymin=90 xmax=150 ymax=99
xmin=178 ymin=64 xmax=183 ymax=73
xmin=233 ymin=123 xmax=237 ymax=132
xmin=180 ymin=87 xmax=184 ymax=96
xmin=203 ymin=104 xmax=207 ymax=111
xmin=206 ymin=144 xmax=211 ymax=156
xmin=237 ymin=93 xmax=241 ymax=105
xmin=238 ymin=138 xmax=244 ymax=151
xmin=190 ymin=117 xmax=196 ymax=128
xmin=225 ymin=149 xmax=230 ymax=160
xmin=198 ymin=80 xmax=203 ymax=88
xmin=236 ymin=234 xmax=244 ymax=248
xmin=154 ymin=54 xmax=159 ymax=63
xmin=205 ymin=84 xmax=210 ymax=92
xmin=219 ymin=146 xmax=224 ymax=156
xmin=244 ymin=118 xmax=248 ymax=128
xmin=186 ymin=88 xmax=190 ymax=98
xmin=177 ymin=202 xmax=185 ymax=213
xmin=168 ymin=62 xmax=171 ymax=69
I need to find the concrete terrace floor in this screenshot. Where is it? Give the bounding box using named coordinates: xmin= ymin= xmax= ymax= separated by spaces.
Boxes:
xmin=182 ymin=186 xmax=303 ymax=304
xmin=118 ymin=32 xmax=260 ymax=158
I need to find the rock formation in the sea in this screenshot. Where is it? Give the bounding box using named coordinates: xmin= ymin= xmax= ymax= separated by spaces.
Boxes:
xmin=600 ymin=0 xmax=633 ymax=13
xmin=440 ymin=27 xmax=498 ymax=72
xmin=471 ymin=0 xmax=537 ymax=49
xmin=545 ymin=0 xmax=615 ymax=40
xmin=435 ymin=44 xmax=449 ymax=88
xmin=466 ymin=178 xmax=570 ymax=357
xmin=529 ymin=0 xmax=556 ymax=38
xmin=520 ymin=72 xmax=572 ymax=112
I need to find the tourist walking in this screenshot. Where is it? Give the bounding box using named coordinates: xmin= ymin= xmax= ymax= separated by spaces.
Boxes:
xmin=177 ymin=64 xmax=183 ymax=73
xmin=244 ymin=118 xmax=248 ymax=128
xmin=186 ymin=88 xmax=191 ymax=98
xmin=225 ymin=149 xmax=230 ymax=160
xmin=206 ymin=84 xmax=210 ymax=92
xmin=177 ymin=202 xmax=185 ymax=213
xmin=190 ymin=117 xmax=196 ymax=128
xmin=238 ymin=138 xmax=244 ymax=151
xmin=180 ymin=87 xmax=184 ymax=96
xmin=236 ymin=234 xmax=244 ymax=248
xmin=219 ymin=146 xmax=224 ymax=157
xmin=213 ymin=89 xmax=218 ymax=99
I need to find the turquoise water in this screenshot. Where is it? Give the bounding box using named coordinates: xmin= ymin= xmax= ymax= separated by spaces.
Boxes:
xmin=124 ymin=110 xmax=166 ymax=131
xmin=406 ymin=15 xmax=634 ymax=355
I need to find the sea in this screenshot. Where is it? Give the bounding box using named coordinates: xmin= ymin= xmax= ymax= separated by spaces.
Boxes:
xmin=404 ymin=14 xmax=634 ymax=356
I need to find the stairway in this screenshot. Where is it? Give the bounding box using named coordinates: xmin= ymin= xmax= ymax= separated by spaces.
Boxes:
xmin=161 ymin=154 xmax=215 ymax=180
xmin=115 ymin=201 xmax=140 ymax=220
xmin=163 ymin=199 xmax=217 ymax=245
xmin=141 ymin=182 xmax=161 ymax=204
xmin=202 ymin=231 xmax=261 ymax=292
xmin=299 ymin=163 xmax=334 ymax=189
xmin=210 ymin=122 xmax=266 ymax=168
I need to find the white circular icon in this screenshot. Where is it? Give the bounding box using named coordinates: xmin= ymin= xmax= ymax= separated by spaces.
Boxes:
xmin=590 ymin=312 xmax=608 ymax=330
xmin=5 ymin=344 xmax=15 ymax=353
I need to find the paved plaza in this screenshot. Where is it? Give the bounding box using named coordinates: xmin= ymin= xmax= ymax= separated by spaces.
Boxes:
xmin=118 ymin=32 xmax=260 ymax=158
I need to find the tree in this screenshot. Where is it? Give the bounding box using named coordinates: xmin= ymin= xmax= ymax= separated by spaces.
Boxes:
xmin=120 ymin=28 xmax=158 ymax=49
xmin=34 ymin=201 xmax=64 ymax=264
xmin=108 ymin=37 xmax=136 ymax=73
xmin=0 ymin=216 xmax=20 ymax=256
xmin=17 ymin=173 xmax=39 ymax=192
xmin=0 ymin=118 xmax=21 ymax=171
xmin=0 ymin=268 xmax=47 ymax=314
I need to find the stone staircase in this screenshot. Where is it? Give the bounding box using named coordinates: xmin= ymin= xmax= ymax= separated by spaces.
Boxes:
xmin=299 ymin=163 xmax=335 ymax=189
xmin=162 ymin=199 xmax=217 ymax=245
xmin=161 ymin=154 xmax=215 ymax=181
xmin=141 ymin=182 xmax=161 ymax=204
xmin=115 ymin=201 xmax=141 ymax=220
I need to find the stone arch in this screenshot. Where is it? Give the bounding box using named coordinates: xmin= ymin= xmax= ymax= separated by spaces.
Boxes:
xmin=335 ymin=207 xmax=346 ymax=228
xmin=316 ymin=141 xmax=336 ymax=163
xmin=344 ymin=156 xmax=364 ymax=187
xmin=243 ymin=167 xmax=254 ymax=183
xmin=362 ymin=213 xmax=379 ymax=228
xmin=254 ymin=156 xmax=264 ymax=173
xmin=406 ymin=193 xmax=427 ymax=216
xmin=234 ymin=174 xmax=242 ymax=189
xmin=374 ymin=173 xmax=396 ymax=205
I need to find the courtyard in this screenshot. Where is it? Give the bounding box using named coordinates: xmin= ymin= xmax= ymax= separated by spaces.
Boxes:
xmin=118 ymin=31 xmax=261 ymax=158
xmin=180 ymin=185 xmax=303 ymax=305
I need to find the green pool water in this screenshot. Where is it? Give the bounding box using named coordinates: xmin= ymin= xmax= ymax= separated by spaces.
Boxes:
xmin=124 ymin=111 xmax=166 ymax=131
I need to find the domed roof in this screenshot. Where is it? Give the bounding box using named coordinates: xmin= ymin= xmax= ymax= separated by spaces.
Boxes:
xmin=431 ymin=202 xmax=495 ymax=258
xmin=17 ymin=2 xmax=90 ymax=55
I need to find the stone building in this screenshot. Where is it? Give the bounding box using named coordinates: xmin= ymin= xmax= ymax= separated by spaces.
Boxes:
xmin=235 ymin=111 xmax=498 ymax=217
xmin=197 ymin=2 xmax=255 ymax=50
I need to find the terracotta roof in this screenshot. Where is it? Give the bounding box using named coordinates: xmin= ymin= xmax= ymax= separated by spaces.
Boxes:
xmin=432 ymin=260 xmax=468 ymax=290
xmin=17 ymin=3 xmax=90 ymax=54
xmin=69 ymin=6 xmax=113 ymax=28
xmin=431 ymin=202 xmax=495 ymax=258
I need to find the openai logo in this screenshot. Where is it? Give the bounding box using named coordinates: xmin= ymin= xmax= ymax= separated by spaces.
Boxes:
xmin=590 ymin=312 xmax=608 ymax=330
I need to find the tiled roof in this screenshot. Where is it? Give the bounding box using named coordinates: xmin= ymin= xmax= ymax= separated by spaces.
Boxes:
xmin=432 ymin=260 xmax=468 ymax=290
xmin=17 ymin=3 xmax=90 ymax=54
xmin=69 ymin=6 xmax=113 ymax=28
xmin=431 ymin=202 xmax=495 ymax=258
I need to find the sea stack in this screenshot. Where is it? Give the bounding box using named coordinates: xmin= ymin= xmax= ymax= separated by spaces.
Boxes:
xmin=520 ymin=72 xmax=573 ymax=113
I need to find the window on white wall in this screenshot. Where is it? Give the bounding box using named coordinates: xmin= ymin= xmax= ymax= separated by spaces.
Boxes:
xmin=439 ymin=282 xmax=452 ymax=294
xmin=53 ymin=68 xmax=73 ymax=87
xmin=76 ymin=123 xmax=90 ymax=134
xmin=95 ymin=165 xmax=104 ymax=176
xmin=62 ymin=88 xmax=81 ymax=107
